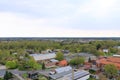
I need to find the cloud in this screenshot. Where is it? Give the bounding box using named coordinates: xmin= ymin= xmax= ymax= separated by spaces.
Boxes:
xmin=0 ymin=12 xmax=120 ymax=37
xmin=0 ymin=0 xmax=120 ymax=37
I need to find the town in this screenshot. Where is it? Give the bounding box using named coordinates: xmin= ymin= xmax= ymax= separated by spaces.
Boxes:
xmin=0 ymin=38 xmax=120 ymax=80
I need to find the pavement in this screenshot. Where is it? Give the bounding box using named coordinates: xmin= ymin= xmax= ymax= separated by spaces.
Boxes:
xmin=0 ymin=68 xmax=51 ymax=80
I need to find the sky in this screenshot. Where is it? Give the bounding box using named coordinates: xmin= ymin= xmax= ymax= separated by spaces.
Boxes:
xmin=0 ymin=0 xmax=120 ymax=37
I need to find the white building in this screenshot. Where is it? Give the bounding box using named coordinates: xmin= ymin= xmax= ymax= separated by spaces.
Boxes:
xmin=61 ymin=70 xmax=90 ymax=80
xmin=55 ymin=66 xmax=72 ymax=73
xmin=49 ymin=68 xmax=89 ymax=80
xmin=30 ymin=53 xmax=56 ymax=61
xmin=103 ymin=49 xmax=109 ymax=53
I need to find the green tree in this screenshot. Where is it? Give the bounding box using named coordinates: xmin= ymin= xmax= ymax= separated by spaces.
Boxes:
xmin=88 ymin=57 xmax=92 ymax=63
xmin=42 ymin=63 xmax=45 ymax=70
xmin=56 ymin=52 xmax=64 ymax=61
xmin=26 ymin=57 xmax=41 ymax=70
xmin=69 ymin=57 xmax=85 ymax=67
xmin=4 ymin=71 xmax=13 ymax=80
xmin=6 ymin=60 xmax=17 ymax=69
xmin=18 ymin=57 xmax=42 ymax=70
xmin=104 ymin=64 xmax=118 ymax=79
xmin=96 ymin=44 xmax=101 ymax=50
xmin=38 ymin=76 xmax=48 ymax=80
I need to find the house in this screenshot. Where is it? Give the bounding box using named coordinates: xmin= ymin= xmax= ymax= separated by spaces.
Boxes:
xmin=113 ymin=54 xmax=120 ymax=57
xmin=45 ymin=62 xmax=56 ymax=68
xmin=84 ymin=62 xmax=92 ymax=70
xmin=78 ymin=53 xmax=97 ymax=62
xmin=26 ymin=49 xmax=34 ymax=54
xmin=0 ymin=65 xmax=6 ymax=70
xmin=45 ymin=59 xmax=59 ymax=68
xmin=114 ymin=46 xmax=120 ymax=49
xmin=58 ymin=60 xmax=68 ymax=67
xmin=0 ymin=70 xmax=6 ymax=78
xmin=102 ymin=49 xmax=109 ymax=53
xmin=30 ymin=53 xmax=56 ymax=61
xmin=96 ymin=56 xmax=120 ymax=70
xmin=62 ymin=50 xmax=70 ymax=54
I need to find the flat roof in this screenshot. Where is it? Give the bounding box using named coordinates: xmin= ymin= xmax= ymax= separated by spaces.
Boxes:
xmin=49 ymin=70 xmax=72 ymax=79
xmin=49 ymin=70 xmax=89 ymax=80
xmin=65 ymin=70 xmax=89 ymax=80
xmin=30 ymin=53 xmax=56 ymax=61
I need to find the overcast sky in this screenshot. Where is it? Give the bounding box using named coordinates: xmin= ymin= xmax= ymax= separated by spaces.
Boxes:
xmin=0 ymin=0 xmax=120 ymax=37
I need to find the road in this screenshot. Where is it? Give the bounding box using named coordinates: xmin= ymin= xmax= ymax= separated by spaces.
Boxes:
xmin=0 ymin=69 xmax=50 ymax=80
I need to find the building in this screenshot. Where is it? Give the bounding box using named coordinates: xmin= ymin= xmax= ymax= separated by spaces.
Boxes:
xmin=49 ymin=70 xmax=90 ymax=80
xmin=0 ymin=70 xmax=6 ymax=78
xmin=78 ymin=53 xmax=97 ymax=62
xmin=30 ymin=53 xmax=56 ymax=61
xmin=61 ymin=70 xmax=90 ymax=80
xmin=58 ymin=60 xmax=68 ymax=67
xmin=102 ymin=49 xmax=109 ymax=53
xmin=45 ymin=59 xmax=59 ymax=68
xmin=55 ymin=66 xmax=72 ymax=74
xmin=49 ymin=70 xmax=73 ymax=80
xmin=96 ymin=56 xmax=120 ymax=70
xmin=65 ymin=53 xmax=96 ymax=62
xmin=62 ymin=50 xmax=70 ymax=54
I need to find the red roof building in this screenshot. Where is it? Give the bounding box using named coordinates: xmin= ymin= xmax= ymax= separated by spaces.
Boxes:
xmin=58 ymin=60 xmax=68 ymax=67
xmin=96 ymin=57 xmax=120 ymax=70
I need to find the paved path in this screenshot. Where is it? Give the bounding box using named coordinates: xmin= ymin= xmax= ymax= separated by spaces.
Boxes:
xmin=12 ymin=73 xmax=24 ymax=80
xmin=1 ymin=69 xmax=50 ymax=79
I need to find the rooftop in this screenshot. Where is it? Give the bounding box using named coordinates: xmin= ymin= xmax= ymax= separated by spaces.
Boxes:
xmin=55 ymin=66 xmax=72 ymax=73
xmin=30 ymin=53 xmax=56 ymax=61
xmin=97 ymin=57 xmax=120 ymax=69
xmin=64 ymin=70 xmax=89 ymax=80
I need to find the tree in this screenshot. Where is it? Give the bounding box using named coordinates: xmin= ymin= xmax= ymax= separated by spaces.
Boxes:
xmin=6 ymin=60 xmax=17 ymax=69
xmin=88 ymin=57 xmax=92 ymax=63
xmin=99 ymin=73 xmax=107 ymax=80
xmin=4 ymin=71 xmax=13 ymax=80
xmin=42 ymin=63 xmax=45 ymax=70
xmin=56 ymin=52 xmax=64 ymax=61
xmin=69 ymin=57 xmax=85 ymax=67
xmin=25 ymin=57 xmax=41 ymax=70
xmin=96 ymin=44 xmax=101 ymax=50
xmin=38 ymin=76 xmax=48 ymax=80
xmin=104 ymin=64 xmax=118 ymax=79
xmin=18 ymin=57 xmax=42 ymax=70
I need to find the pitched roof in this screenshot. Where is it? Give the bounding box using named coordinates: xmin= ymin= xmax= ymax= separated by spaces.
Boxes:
xmin=59 ymin=60 xmax=67 ymax=66
xmin=97 ymin=57 xmax=120 ymax=69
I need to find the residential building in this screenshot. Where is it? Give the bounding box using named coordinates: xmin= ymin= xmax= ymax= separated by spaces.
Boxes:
xmin=58 ymin=60 xmax=68 ymax=67
xmin=103 ymin=49 xmax=109 ymax=53
xmin=96 ymin=56 xmax=120 ymax=70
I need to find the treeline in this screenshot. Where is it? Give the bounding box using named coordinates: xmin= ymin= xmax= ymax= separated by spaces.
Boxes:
xmin=0 ymin=40 xmax=120 ymax=65
xmin=0 ymin=40 xmax=120 ymax=54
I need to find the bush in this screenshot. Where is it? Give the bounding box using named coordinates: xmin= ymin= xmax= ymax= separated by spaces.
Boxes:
xmin=4 ymin=71 xmax=13 ymax=80
xmin=6 ymin=60 xmax=17 ymax=69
